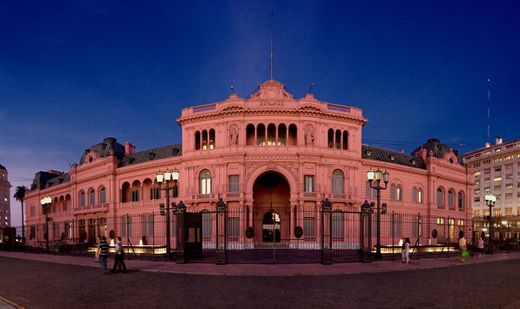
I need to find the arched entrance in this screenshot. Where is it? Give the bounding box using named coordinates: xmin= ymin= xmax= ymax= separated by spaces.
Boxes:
xmin=253 ymin=172 xmax=290 ymax=244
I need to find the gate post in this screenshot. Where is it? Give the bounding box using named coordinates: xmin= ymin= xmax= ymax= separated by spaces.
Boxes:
xmin=360 ymin=200 xmax=373 ymax=263
xmin=175 ymin=201 xmax=187 ymax=264
xmin=216 ymin=197 xmax=228 ymax=265
xmin=321 ymin=198 xmax=332 ymax=265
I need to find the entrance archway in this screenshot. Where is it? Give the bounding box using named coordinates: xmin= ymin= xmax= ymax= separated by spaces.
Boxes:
xmin=253 ymin=172 xmax=290 ymax=244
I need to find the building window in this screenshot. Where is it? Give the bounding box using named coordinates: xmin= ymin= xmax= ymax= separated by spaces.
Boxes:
xmin=30 ymin=206 xmax=35 ymax=217
xmin=304 ymin=175 xmax=314 ymax=193
xmin=458 ymin=192 xmax=464 ymax=210
xmin=200 ymin=170 xmax=212 ymax=194
xmin=131 ymin=190 xmax=139 ymax=202
xmin=342 ymin=130 xmax=348 ymax=150
xmin=303 ymin=217 xmax=316 ymax=240
xmin=448 ymin=189 xmax=455 ymax=208
xmin=418 ymin=188 xmax=423 ymax=203
xmin=390 ymin=184 xmax=397 ymax=200
xmin=88 ymin=188 xmax=95 ymax=206
xmin=396 ymin=185 xmax=403 ymax=201
xmin=151 ymin=188 xmax=161 ymax=200
xmin=412 ymin=187 xmax=417 ymax=203
xmin=195 ymin=130 xmax=201 ymax=150
xmin=327 ymin=129 xmax=334 ymax=148
xmin=229 ymin=175 xmax=239 ymax=193
xmin=437 ymin=187 xmax=444 ymax=208
xmin=79 ymin=191 xmax=86 ymax=208
xmin=332 ymin=170 xmax=344 ymax=194
xmin=99 ymin=187 xmax=106 ymax=204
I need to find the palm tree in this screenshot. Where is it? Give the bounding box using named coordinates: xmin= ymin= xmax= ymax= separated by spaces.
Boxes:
xmin=14 ymin=186 xmax=28 ymax=241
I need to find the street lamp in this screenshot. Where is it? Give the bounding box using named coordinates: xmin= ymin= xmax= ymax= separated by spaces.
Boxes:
xmin=485 ymin=193 xmax=496 ymax=247
xmin=156 ymin=168 xmax=180 ymax=259
xmin=40 ymin=196 xmax=52 ymax=253
xmin=367 ymin=168 xmax=389 ymax=260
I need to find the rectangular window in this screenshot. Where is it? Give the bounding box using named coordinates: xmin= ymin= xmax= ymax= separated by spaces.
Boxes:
xmin=150 ymin=188 xmax=161 ymax=200
xmin=131 ymin=190 xmax=139 ymax=202
xmin=80 ymin=194 xmax=86 ymax=207
xmin=304 ymin=175 xmax=314 ymax=193
xmin=89 ymin=192 xmax=95 ymax=206
xmin=30 ymin=226 xmax=36 ymax=240
xmin=390 ymin=215 xmax=401 ymax=239
xmin=201 ymin=178 xmax=211 ymax=194
xmin=229 ymin=175 xmax=239 ymax=193
xmin=303 ymin=217 xmax=316 ymax=240
xmin=228 ymin=217 xmax=239 ymax=240
xmin=418 ymin=190 xmax=423 ymax=203
xmin=30 ymin=206 xmax=35 ymax=217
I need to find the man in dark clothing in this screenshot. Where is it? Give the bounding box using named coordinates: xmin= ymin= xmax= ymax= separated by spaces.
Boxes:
xmin=111 ymin=236 xmax=127 ymax=273
xmin=97 ymin=236 xmax=110 ymax=274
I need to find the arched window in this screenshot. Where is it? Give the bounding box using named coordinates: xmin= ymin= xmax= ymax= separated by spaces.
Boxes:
xmin=390 ymin=184 xmax=397 ymax=200
xmin=328 ymin=129 xmax=334 ymax=148
xmin=437 ymin=187 xmax=445 ymax=208
xmin=246 ymin=124 xmax=255 ymax=145
xmin=342 ymin=130 xmax=348 ymax=150
xmin=202 ymin=130 xmax=208 ymax=150
xmin=448 ymin=189 xmax=455 ymax=208
xmin=335 ymin=130 xmax=341 ymax=149
xmin=278 ymin=124 xmax=287 ymax=145
xmin=412 ymin=187 xmax=418 ymax=203
xmin=332 ymin=169 xmax=344 ymax=194
xmin=209 ymin=129 xmax=215 ymax=149
xmin=79 ymin=191 xmax=86 ymax=208
xmin=121 ymin=182 xmax=131 ymax=203
xmin=99 ymin=186 xmax=106 ymax=204
xmin=288 ymin=124 xmax=297 ymax=146
xmin=88 ymin=188 xmax=95 ymax=206
xmin=195 ymin=130 xmax=201 ymax=150
xmin=396 ymin=184 xmax=403 ymax=201
xmin=267 ymin=123 xmax=276 ymax=146
xmin=257 ymin=124 xmax=266 ymax=145
xmin=200 ymin=170 xmax=212 ymax=194
xmin=458 ymin=191 xmax=465 ymax=210
xmin=418 ymin=188 xmax=423 ymax=203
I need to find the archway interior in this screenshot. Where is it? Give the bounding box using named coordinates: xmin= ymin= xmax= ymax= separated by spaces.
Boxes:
xmin=253 ymin=172 xmax=290 ymax=243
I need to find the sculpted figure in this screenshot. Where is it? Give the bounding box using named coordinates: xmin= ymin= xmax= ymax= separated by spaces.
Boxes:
xmin=229 ymin=126 xmax=239 ymax=145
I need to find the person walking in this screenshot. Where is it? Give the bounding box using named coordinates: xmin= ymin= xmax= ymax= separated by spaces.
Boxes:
xmin=112 ymin=236 xmax=127 ymax=273
xmin=404 ymin=237 xmax=411 ymax=264
xmin=400 ymin=237 xmax=406 ymax=263
xmin=477 ymin=235 xmax=485 ymax=259
xmin=96 ymin=236 xmax=110 ymax=274
xmin=459 ymin=231 xmax=468 ymax=262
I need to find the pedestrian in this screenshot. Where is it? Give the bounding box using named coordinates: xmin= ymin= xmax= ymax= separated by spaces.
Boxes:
xmin=399 ymin=237 xmax=406 ymax=263
xmin=404 ymin=237 xmax=411 ymax=264
xmin=96 ymin=235 xmax=110 ymax=274
xmin=477 ymin=235 xmax=485 ymax=259
xmin=112 ymin=236 xmax=127 ymax=273
xmin=459 ymin=231 xmax=468 ymax=262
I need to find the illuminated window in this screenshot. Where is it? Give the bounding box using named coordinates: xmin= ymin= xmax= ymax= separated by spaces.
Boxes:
xmin=200 ymin=170 xmax=212 ymax=194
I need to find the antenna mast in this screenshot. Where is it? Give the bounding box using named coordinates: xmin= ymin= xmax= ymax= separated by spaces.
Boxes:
xmin=269 ymin=11 xmax=273 ymax=80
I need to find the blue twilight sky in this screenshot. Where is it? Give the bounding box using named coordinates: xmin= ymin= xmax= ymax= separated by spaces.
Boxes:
xmin=1 ymin=1 xmax=520 ymax=226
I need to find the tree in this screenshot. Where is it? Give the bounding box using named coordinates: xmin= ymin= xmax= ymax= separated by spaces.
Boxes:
xmin=14 ymin=186 xmax=28 ymax=241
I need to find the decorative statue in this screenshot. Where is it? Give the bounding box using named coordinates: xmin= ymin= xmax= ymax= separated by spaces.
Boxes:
xmin=229 ymin=126 xmax=239 ymax=145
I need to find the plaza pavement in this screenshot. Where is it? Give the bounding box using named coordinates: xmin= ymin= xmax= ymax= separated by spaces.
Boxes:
xmin=1 ymin=250 xmax=519 ymax=277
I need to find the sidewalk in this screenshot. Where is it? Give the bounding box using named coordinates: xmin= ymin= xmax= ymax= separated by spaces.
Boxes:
xmin=2 ymin=251 xmax=520 ymax=277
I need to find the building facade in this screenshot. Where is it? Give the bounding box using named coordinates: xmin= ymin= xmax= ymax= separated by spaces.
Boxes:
xmin=464 ymin=137 xmax=520 ymax=240
xmin=24 ymin=80 xmax=472 ymax=257
xmin=0 ymin=164 xmax=11 ymax=228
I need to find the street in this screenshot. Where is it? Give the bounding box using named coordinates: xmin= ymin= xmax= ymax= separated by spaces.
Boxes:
xmin=1 ymin=256 xmax=519 ymax=308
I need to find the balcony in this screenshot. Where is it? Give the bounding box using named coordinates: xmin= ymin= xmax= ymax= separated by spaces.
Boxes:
xmin=73 ymin=203 xmax=109 ymax=214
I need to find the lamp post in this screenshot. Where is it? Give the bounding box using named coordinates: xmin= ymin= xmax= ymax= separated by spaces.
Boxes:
xmin=156 ymin=168 xmax=180 ymax=259
xmin=40 ymin=196 xmax=52 ymax=253
xmin=485 ymin=193 xmax=496 ymax=248
xmin=367 ymin=168 xmax=389 ymax=260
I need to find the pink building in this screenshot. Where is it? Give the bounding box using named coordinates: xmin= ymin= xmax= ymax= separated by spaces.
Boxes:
xmin=24 ymin=79 xmax=472 ymax=261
